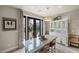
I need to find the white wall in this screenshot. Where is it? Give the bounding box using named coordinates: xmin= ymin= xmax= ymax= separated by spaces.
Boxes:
xmin=59 ymin=9 xmax=79 ymax=35
xmin=0 ymin=6 xmax=23 ymax=52
xmin=44 ymin=21 xmax=50 ymax=34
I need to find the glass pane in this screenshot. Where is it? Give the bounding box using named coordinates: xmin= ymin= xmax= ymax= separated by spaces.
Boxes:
xmin=36 ymin=20 xmax=40 ymax=37
xmin=28 ymin=19 xmax=34 ymax=40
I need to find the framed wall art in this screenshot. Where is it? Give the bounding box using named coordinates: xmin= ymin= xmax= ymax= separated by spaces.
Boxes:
xmin=2 ymin=17 xmax=17 ymax=30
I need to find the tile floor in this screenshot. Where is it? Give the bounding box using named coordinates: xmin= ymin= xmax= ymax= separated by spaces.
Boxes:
xmin=13 ymin=43 xmax=79 ymax=53
xmin=13 ymin=48 xmax=25 ymax=53
xmin=55 ymin=43 xmax=78 ymax=53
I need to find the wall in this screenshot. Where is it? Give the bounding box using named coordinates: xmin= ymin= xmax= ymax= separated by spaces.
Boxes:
xmin=43 ymin=17 xmax=52 ymax=35
xmin=59 ymin=9 xmax=79 ymax=35
xmin=0 ymin=6 xmax=23 ymax=52
xmin=44 ymin=21 xmax=50 ymax=34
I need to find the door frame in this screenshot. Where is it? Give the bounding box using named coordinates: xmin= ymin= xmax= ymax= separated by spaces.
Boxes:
xmin=27 ymin=16 xmax=41 ymax=40
xmin=23 ymin=16 xmax=27 ymax=41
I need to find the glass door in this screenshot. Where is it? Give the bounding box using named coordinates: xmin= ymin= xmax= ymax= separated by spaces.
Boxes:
xmin=27 ymin=18 xmax=34 ymax=40
xmin=27 ymin=17 xmax=41 ymax=40
xmin=36 ymin=20 xmax=41 ymax=38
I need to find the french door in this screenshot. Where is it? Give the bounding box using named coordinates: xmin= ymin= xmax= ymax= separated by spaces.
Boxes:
xmin=27 ymin=17 xmax=41 ymax=40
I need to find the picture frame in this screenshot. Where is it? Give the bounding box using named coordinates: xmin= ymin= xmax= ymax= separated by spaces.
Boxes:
xmin=2 ymin=17 xmax=17 ymax=30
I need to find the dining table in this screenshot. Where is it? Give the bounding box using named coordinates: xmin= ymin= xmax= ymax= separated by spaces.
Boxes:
xmin=25 ymin=35 xmax=57 ymax=53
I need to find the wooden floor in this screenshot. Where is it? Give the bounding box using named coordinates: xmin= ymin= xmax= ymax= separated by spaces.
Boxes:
xmin=13 ymin=43 xmax=79 ymax=53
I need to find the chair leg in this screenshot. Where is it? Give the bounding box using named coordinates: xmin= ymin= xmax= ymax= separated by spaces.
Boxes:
xmin=51 ymin=47 xmax=54 ymax=53
xmin=51 ymin=45 xmax=56 ymax=53
xmin=54 ymin=45 xmax=56 ymax=53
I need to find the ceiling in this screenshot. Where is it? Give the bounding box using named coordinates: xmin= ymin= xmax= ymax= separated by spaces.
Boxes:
xmin=9 ymin=5 xmax=79 ymax=17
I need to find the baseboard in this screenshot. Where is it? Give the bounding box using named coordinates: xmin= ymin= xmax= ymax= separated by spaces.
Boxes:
xmin=0 ymin=46 xmax=18 ymax=53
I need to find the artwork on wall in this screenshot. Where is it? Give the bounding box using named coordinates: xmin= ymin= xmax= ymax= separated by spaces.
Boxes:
xmin=2 ymin=17 xmax=17 ymax=30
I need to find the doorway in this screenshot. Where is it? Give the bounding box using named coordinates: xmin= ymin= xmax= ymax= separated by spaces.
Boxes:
xmin=27 ymin=17 xmax=41 ymax=40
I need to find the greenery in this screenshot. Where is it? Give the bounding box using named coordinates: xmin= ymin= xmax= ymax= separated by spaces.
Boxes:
xmin=28 ymin=26 xmax=33 ymax=32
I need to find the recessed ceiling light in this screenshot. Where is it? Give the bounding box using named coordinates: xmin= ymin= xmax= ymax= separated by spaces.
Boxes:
xmin=30 ymin=7 xmax=35 ymax=9
xmin=46 ymin=7 xmax=49 ymax=9
xmin=43 ymin=12 xmax=47 ymax=15
xmin=58 ymin=6 xmax=62 ymax=8
xmin=38 ymin=10 xmax=41 ymax=12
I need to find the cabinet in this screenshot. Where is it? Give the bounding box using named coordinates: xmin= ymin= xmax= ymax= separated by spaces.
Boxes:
xmin=49 ymin=17 xmax=68 ymax=46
